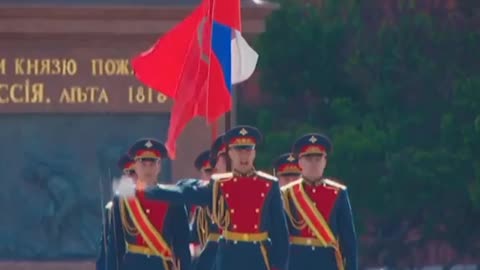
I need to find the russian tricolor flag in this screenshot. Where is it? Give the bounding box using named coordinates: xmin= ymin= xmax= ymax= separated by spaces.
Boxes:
xmin=132 ymin=0 xmax=258 ymax=158
xmin=211 ymin=9 xmax=259 ymax=92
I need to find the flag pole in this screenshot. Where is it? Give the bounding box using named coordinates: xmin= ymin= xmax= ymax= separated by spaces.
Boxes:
xmin=225 ymin=111 xmax=232 ymax=132
xmin=225 ymin=84 xmax=237 ymax=132
xmin=224 ymin=85 xmax=236 ymax=171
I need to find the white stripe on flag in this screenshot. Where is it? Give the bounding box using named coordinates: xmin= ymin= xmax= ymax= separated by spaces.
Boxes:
xmin=231 ymin=30 xmax=259 ymax=85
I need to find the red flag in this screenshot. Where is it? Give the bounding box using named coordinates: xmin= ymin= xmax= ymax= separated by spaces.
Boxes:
xmin=132 ymin=0 xmax=240 ymax=159
xmin=211 ymin=0 xmax=241 ymax=31
xmin=132 ymin=2 xmax=207 ymax=98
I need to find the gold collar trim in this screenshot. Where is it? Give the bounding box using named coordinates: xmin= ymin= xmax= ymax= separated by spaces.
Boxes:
xmin=233 ymin=168 xmax=256 ymax=177
xmin=302 ymin=176 xmax=324 ymax=186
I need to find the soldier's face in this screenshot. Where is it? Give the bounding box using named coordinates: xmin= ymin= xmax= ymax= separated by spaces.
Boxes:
xmin=279 ymin=174 xmax=300 ymax=187
xmin=228 ymin=147 xmax=255 ymax=173
xmin=215 ymin=154 xmax=227 ymax=173
xmin=298 ymin=154 xmax=327 ymax=178
xmin=129 ymin=171 xmax=138 ymax=181
xmin=124 ymin=170 xmax=137 ymax=181
xmin=134 ymin=158 xmax=161 ymax=185
xmin=200 ymin=169 xmax=213 ymax=180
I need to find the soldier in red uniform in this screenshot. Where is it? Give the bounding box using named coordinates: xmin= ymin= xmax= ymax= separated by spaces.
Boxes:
xmin=142 ymin=126 xmax=290 ymax=270
xmin=190 ymin=134 xmax=227 ymax=270
xmin=281 ymin=133 xmax=358 ymax=270
xmin=99 ymin=139 xmax=191 ymax=270
xmin=272 ymin=153 xmax=301 ymax=187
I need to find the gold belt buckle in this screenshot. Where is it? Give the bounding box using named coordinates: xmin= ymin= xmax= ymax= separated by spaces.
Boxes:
xmin=242 ymin=233 xmax=249 ymax=241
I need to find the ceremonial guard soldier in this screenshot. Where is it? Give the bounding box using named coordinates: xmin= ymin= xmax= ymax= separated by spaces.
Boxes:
xmin=185 ymin=150 xmax=213 ymax=222
xmin=100 ymin=139 xmax=191 ymax=270
xmin=281 ymin=134 xmax=357 ymax=270
xmin=179 ymin=150 xmax=213 ymax=223
xmin=119 ymin=153 xmax=137 ymax=179
xmin=96 ymin=153 xmax=136 ymax=270
xmin=140 ymin=126 xmax=290 ymax=270
xmin=190 ymin=134 xmax=227 ymax=270
xmin=188 ymin=150 xmax=213 ymax=261
xmin=194 ymin=150 xmax=214 ymax=181
xmin=272 ymin=153 xmax=301 ymax=187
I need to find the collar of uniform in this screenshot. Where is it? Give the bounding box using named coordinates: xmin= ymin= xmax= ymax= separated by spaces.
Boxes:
xmin=233 ymin=168 xmax=256 ymax=177
xmin=302 ymin=176 xmax=323 ymax=186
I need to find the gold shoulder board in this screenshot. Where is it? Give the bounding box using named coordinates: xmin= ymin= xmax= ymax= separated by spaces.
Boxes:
xmin=323 ymin=178 xmax=347 ymax=190
xmin=281 ymin=178 xmax=302 ymax=192
xmin=256 ymin=171 xmax=278 ymax=181
xmin=211 ymin=172 xmax=233 ymax=181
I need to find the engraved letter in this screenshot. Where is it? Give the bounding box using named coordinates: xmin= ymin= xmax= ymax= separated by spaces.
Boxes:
xmin=0 ymin=58 xmax=5 ymax=75
xmin=135 ymin=86 xmax=146 ymax=103
xmin=98 ymin=88 xmax=109 ymax=103
xmin=128 ymin=86 xmax=134 ymax=103
xmin=75 ymin=87 xmax=88 ymax=103
xmin=91 ymin=59 xmax=102 ymax=76
xmin=26 ymin=59 xmax=39 ymax=75
xmin=10 ymin=83 xmax=24 ymax=103
xmin=146 ymin=88 xmax=153 ymax=103
xmin=104 ymin=59 xmax=116 ymax=76
xmin=15 ymin=58 xmax=25 ymax=75
xmin=64 ymin=59 xmax=77 ymax=76
xmin=30 ymin=83 xmax=45 ymax=103
xmin=157 ymin=93 xmax=167 ymax=103
xmin=115 ymin=59 xmax=130 ymax=75
xmin=86 ymin=86 xmax=97 ymax=102
xmin=51 ymin=59 xmax=61 ymax=75
xmin=39 ymin=59 xmax=51 ymax=75
xmin=59 ymin=88 xmax=73 ymax=103
xmin=0 ymin=84 xmax=9 ymax=103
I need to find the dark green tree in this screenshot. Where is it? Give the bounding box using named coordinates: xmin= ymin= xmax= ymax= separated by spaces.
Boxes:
xmin=244 ymin=0 xmax=480 ymax=265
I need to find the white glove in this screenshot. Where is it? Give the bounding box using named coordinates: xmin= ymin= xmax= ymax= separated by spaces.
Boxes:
xmin=189 ymin=243 xmax=202 ymax=257
xmin=113 ymin=175 xmax=136 ymax=198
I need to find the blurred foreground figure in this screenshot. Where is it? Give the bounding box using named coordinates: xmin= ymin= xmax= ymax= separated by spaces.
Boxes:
xmin=96 ymin=153 xmax=135 ymax=270
xmin=96 ymin=139 xmax=191 ymax=270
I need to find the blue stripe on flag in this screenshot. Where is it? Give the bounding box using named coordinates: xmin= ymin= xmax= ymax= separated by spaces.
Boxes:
xmin=212 ymin=21 xmax=232 ymax=92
